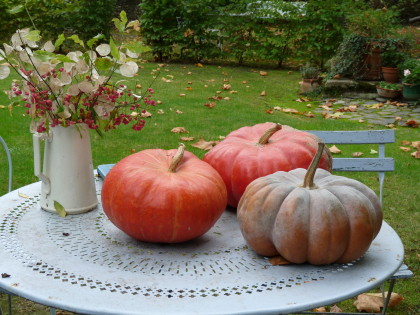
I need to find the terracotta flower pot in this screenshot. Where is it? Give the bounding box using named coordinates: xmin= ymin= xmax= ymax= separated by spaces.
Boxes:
xmin=381 ymin=67 xmax=399 ymax=83
xmin=300 ymin=78 xmax=320 ymax=93
xmin=359 ymin=44 xmax=382 ymax=80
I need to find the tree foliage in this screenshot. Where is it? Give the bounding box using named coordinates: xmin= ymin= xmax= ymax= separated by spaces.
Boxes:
xmin=0 ymin=0 xmax=117 ymax=44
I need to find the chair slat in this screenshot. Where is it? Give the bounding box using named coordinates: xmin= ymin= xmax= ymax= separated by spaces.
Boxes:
xmin=309 ymin=130 xmax=395 ymax=144
xmin=332 ymin=158 xmax=395 ymax=172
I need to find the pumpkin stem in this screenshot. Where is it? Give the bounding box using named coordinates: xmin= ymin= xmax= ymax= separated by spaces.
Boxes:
xmin=258 ymin=123 xmax=282 ymax=145
xmin=168 ymin=143 xmax=186 ymax=173
xmin=303 ymin=142 xmax=325 ymax=189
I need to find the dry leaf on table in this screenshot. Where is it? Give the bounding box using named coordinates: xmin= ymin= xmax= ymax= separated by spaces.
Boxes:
xmin=354 ymin=292 xmax=403 ymax=313
xmin=268 ymin=256 xmax=291 ymax=266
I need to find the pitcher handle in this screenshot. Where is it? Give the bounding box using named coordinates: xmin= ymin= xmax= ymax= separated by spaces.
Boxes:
xmin=33 ymin=133 xmax=51 ymax=194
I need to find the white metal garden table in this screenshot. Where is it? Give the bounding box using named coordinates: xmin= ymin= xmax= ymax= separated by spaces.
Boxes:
xmin=0 ymin=177 xmax=404 ymax=315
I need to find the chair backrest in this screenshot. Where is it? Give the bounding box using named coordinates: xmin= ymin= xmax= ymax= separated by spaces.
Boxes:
xmin=308 ymin=129 xmax=395 ymax=205
xmin=0 ymin=136 xmax=13 ymax=193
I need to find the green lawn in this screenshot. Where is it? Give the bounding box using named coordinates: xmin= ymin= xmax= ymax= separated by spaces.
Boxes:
xmin=0 ymin=62 xmax=419 ymax=314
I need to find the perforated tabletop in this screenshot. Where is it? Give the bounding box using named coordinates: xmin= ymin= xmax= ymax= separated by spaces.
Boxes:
xmin=0 ymin=178 xmax=404 ymax=314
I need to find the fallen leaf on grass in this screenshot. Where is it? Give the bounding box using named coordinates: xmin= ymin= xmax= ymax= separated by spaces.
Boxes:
xmin=411 ymin=149 xmax=420 ymax=159
xmin=180 ymin=137 xmax=194 ymax=141
xmin=329 ymin=305 xmax=342 ymax=312
xmin=400 ymin=147 xmax=411 ymax=152
xmin=223 ymin=97 xmax=231 ymax=101
xmin=401 ymin=140 xmax=411 ymax=145
xmin=320 ymin=105 xmax=333 ymax=111
xmin=329 ymin=145 xmax=341 ymax=154
xmin=179 ymin=93 xmax=186 ymax=97
xmin=329 ymin=112 xmax=344 ymax=119
xmin=209 ymin=95 xmax=223 ymax=101
xmin=185 ymin=86 xmax=193 ymax=91
xmin=259 ymin=71 xmax=268 ymax=76
xmin=312 ymin=306 xmax=327 ymax=312
xmin=370 ymin=149 xmax=378 ymax=154
xmin=354 ymin=293 xmax=403 ymax=313
xmin=404 ymin=120 xmax=419 ymax=128
xmin=157 ymin=109 xmax=165 ymax=114
xmin=260 ymin=90 xmax=266 ymax=96
xmin=366 ymin=103 xmax=384 ymax=109
xmin=171 ymin=127 xmax=188 ymax=133
xmin=304 ymin=112 xmax=315 ymax=118
xmin=204 ymin=102 xmax=216 ymax=108
xmin=222 ymin=84 xmax=231 ymax=90
xmin=141 ymin=111 xmax=152 ymax=118
xmin=282 ymin=108 xmax=299 ymax=114
xmin=268 ymin=256 xmax=291 ymax=265
xmin=336 ymin=105 xmax=358 ymax=112
xmin=242 ymin=80 xmax=248 ymax=84
xmin=352 ymin=152 xmax=364 ymax=157
xmin=195 ymin=63 xmax=203 ymax=67
xmin=191 ymin=138 xmax=219 ymax=150
xmin=411 ymin=141 xmax=420 ymax=149
xmin=295 ymin=97 xmax=309 ymax=102
xmin=265 ymin=109 xmax=274 ymax=114
xmin=175 ymin=110 xmax=183 ymax=115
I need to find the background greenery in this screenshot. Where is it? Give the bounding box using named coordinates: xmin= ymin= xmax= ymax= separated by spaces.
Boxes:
xmin=0 ymin=62 xmax=419 ymax=314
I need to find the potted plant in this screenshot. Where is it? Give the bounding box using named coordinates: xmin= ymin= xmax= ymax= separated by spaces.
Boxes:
xmin=381 ymin=48 xmax=407 ymax=83
xmin=0 ymin=11 xmax=157 ymax=214
xmin=341 ymin=7 xmax=399 ymax=80
xmin=376 ymin=81 xmax=402 ymax=99
xmin=300 ymin=63 xmax=321 ymax=93
xmin=401 ymin=60 xmax=420 ymax=100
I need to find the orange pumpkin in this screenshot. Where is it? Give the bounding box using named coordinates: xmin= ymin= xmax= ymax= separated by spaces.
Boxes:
xmin=101 ymin=144 xmax=227 ymax=243
xmin=237 ymin=143 xmax=382 ymax=265
xmin=203 ymin=123 xmax=332 ymax=207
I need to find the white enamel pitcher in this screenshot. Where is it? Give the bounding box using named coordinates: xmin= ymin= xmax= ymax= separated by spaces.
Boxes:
xmin=33 ymin=124 xmax=98 ymax=214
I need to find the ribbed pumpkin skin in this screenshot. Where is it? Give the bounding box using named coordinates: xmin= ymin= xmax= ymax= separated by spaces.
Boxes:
xmin=237 ymin=168 xmax=382 ymax=265
xmin=203 ymin=123 xmax=332 ymax=207
xmin=101 ymin=148 xmax=227 ymax=243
